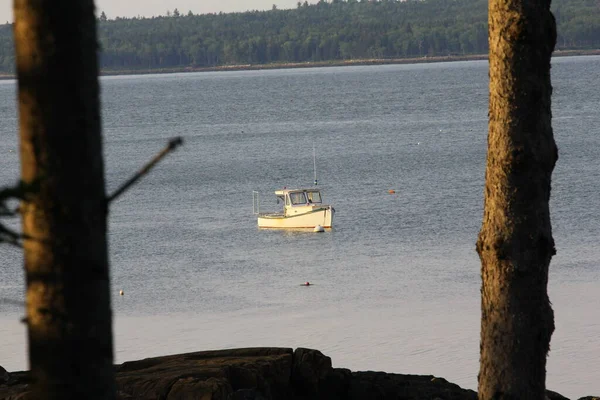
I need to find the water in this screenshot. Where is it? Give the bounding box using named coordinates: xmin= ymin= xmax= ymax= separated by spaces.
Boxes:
xmin=1 ymin=56 xmax=599 ymax=398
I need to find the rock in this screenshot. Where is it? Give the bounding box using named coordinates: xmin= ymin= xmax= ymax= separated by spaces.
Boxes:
xmin=346 ymin=371 xmax=477 ymax=400
xmin=230 ymin=388 xmax=269 ymax=400
xmin=578 ymin=397 xmax=600 ymax=400
xmin=115 ymin=347 xmax=294 ymax=400
xmin=0 ymin=371 xmax=30 ymax=399
xmin=291 ymin=347 xmax=332 ymax=397
xmin=2 ymin=348 xmax=566 ymax=400
xmin=0 ymin=367 xmax=8 ymax=385
xmin=320 ymin=367 xmax=353 ymax=399
xmin=547 ymin=389 xmax=570 ymax=400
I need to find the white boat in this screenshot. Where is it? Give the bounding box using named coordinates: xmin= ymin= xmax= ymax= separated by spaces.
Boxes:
xmin=253 ymin=188 xmax=335 ymax=229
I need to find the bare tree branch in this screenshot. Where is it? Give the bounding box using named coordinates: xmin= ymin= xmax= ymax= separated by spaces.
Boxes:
xmin=107 ymin=137 xmax=183 ymax=204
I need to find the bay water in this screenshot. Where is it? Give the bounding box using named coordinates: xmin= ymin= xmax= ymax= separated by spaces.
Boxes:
xmin=1 ymin=56 xmax=599 ymax=398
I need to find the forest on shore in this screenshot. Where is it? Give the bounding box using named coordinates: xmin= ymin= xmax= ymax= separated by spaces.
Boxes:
xmin=0 ymin=0 xmax=599 ymax=74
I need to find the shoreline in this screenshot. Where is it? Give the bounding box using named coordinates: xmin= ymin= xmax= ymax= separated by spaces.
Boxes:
xmin=0 ymin=49 xmax=599 ymax=80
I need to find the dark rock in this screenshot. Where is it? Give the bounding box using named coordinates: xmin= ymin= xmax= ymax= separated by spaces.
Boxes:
xmin=229 ymin=388 xmax=268 ymax=400
xmin=0 ymin=367 xmax=8 ymax=385
xmin=547 ymin=390 xmax=570 ymax=400
xmin=320 ymin=367 xmax=353 ymax=399
xmin=115 ymin=347 xmax=293 ymax=400
xmin=577 ymin=397 xmax=600 ymax=400
xmin=291 ymin=347 xmax=332 ymax=397
xmin=2 ymin=347 xmax=567 ymax=400
xmin=163 ymin=376 xmax=232 ymax=400
xmin=347 ymin=371 xmax=477 ymax=400
xmin=0 ymin=371 xmax=30 ymax=399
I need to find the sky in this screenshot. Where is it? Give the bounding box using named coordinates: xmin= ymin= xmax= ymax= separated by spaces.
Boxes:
xmin=0 ymin=1 xmax=319 ymax=23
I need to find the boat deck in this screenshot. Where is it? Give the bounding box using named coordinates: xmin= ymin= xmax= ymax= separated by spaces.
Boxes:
xmin=258 ymin=212 xmax=285 ymax=219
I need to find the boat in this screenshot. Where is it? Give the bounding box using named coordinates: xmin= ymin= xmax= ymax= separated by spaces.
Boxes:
xmin=254 ymin=143 xmax=334 ymax=229
xmin=253 ymin=188 xmax=335 ymax=229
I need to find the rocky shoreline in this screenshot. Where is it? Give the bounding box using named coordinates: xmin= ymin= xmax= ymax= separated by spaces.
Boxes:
xmin=0 ymin=347 xmax=597 ymax=399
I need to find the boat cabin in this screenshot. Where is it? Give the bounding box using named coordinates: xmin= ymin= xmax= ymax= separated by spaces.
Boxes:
xmin=275 ymin=189 xmax=323 ymax=207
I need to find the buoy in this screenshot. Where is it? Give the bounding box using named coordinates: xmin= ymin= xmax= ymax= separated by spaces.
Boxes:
xmin=304 ymin=282 xmax=310 ymax=286
xmin=313 ymin=225 xmax=324 ymax=233
xmin=119 ymin=290 xmax=124 ymax=296
xmin=388 ymin=189 xmax=395 ymax=194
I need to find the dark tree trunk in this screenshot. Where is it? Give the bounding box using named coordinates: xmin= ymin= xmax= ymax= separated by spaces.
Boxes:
xmin=14 ymin=0 xmax=115 ymax=398
xmin=476 ymin=0 xmax=558 ymax=398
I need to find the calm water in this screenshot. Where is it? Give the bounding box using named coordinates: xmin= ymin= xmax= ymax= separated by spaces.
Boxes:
xmin=1 ymin=57 xmax=599 ymax=398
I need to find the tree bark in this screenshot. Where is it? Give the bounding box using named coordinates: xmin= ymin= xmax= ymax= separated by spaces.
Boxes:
xmin=477 ymin=0 xmax=557 ymax=398
xmin=14 ymin=0 xmax=115 ymax=398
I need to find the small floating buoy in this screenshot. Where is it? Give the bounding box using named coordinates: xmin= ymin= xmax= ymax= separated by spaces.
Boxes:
xmin=313 ymin=225 xmax=325 ymax=233
xmin=304 ymin=282 xmax=310 ymax=286
xmin=119 ymin=290 xmax=124 ymax=296
xmin=388 ymin=189 xmax=395 ymax=194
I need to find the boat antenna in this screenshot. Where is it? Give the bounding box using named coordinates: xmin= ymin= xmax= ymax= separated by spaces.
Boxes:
xmin=313 ymin=142 xmax=317 ymax=186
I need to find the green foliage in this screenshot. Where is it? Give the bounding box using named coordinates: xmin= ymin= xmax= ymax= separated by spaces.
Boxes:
xmin=0 ymin=0 xmax=598 ymax=73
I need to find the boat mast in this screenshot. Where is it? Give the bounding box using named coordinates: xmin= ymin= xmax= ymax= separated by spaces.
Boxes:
xmin=313 ymin=142 xmax=317 ymax=186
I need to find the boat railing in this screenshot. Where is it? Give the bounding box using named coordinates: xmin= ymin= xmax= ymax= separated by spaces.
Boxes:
xmin=252 ymin=191 xmax=260 ymax=214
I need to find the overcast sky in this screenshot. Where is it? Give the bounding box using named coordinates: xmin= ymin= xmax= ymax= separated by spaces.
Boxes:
xmin=1 ymin=1 xmax=319 ymax=23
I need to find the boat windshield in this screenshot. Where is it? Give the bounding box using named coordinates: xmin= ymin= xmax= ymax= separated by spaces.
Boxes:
xmin=306 ymin=190 xmax=322 ymax=203
xmin=289 ymin=192 xmax=307 ymax=205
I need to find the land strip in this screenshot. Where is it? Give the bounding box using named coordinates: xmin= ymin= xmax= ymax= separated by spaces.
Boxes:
xmin=1 ymin=50 xmax=599 ymax=80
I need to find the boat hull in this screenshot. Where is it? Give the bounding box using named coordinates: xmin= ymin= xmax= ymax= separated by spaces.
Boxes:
xmin=257 ymin=207 xmax=334 ymax=229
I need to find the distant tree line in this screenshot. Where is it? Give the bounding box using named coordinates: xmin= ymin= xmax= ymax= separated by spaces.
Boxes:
xmin=0 ymin=0 xmax=599 ymax=73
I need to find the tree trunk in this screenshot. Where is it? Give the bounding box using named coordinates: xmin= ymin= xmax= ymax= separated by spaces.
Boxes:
xmin=14 ymin=0 xmax=115 ymax=398
xmin=477 ymin=0 xmax=557 ymax=398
